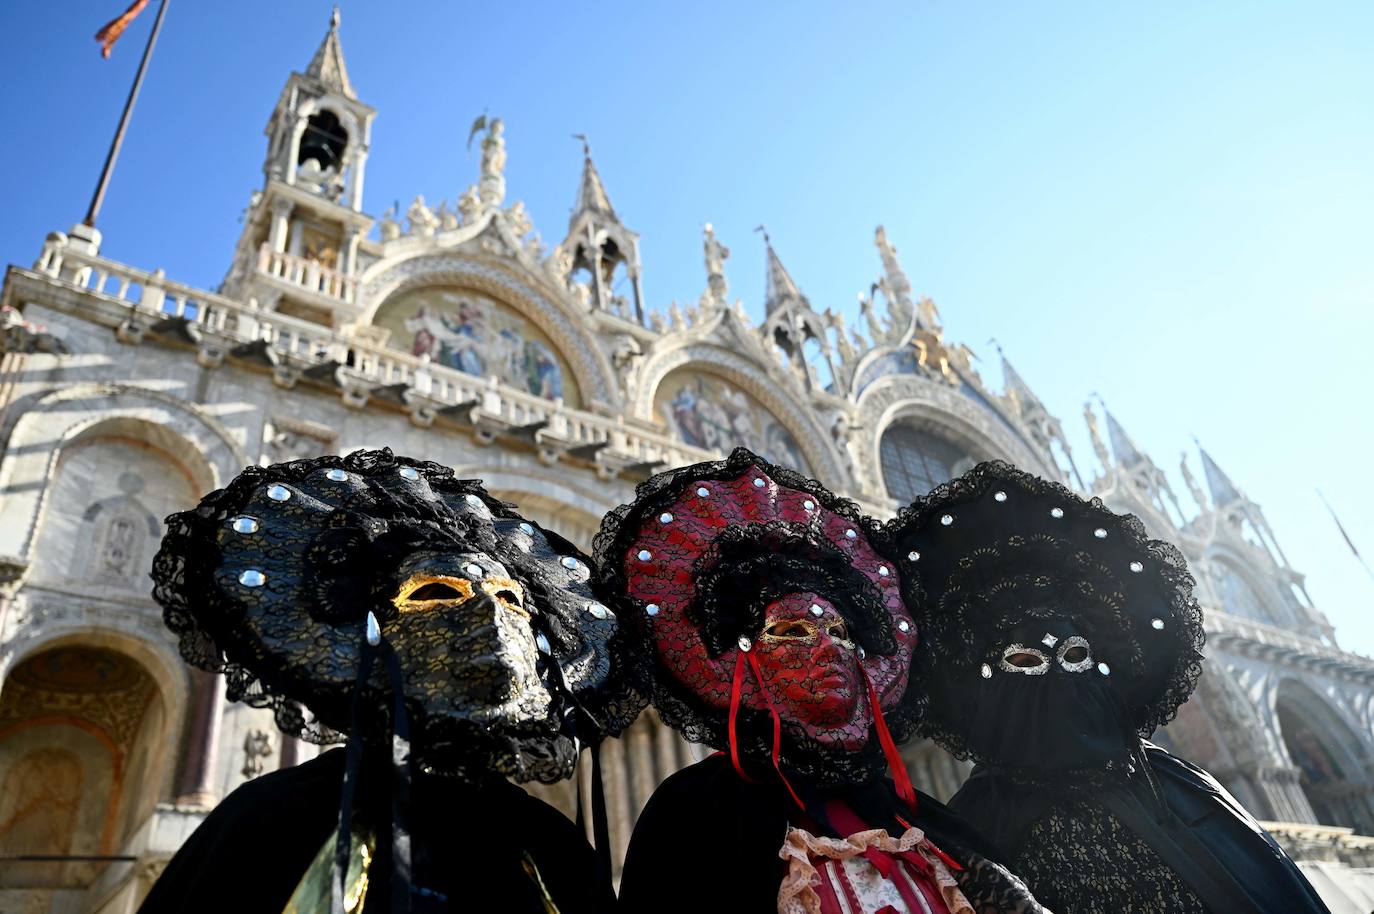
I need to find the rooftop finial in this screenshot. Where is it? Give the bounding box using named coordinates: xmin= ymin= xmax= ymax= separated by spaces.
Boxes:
xmin=754 ymin=224 xmax=770 ymax=245
xmin=331 ymin=5 xmax=341 ymax=29
xmin=572 ymin=133 xmax=591 ymax=158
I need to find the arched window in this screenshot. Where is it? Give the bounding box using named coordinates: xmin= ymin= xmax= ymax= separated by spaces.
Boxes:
xmin=1213 ymin=564 xmax=1274 ymax=624
xmin=880 ymin=424 xmax=969 ymax=504
xmin=298 ymin=110 xmax=348 ymax=172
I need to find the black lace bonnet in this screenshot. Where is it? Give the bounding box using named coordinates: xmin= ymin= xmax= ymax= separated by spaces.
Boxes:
xmin=880 ymin=460 xmax=1205 ymax=764
xmin=151 ymin=448 xmax=642 ymax=784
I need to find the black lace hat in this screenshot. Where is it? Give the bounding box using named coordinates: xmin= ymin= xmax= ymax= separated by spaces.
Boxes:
xmin=151 ymin=448 xmax=642 ymax=784
xmin=879 ymin=460 xmax=1205 ymax=767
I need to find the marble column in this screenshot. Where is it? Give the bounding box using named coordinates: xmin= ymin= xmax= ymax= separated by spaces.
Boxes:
xmin=173 ymin=669 xmax=226 ymax=807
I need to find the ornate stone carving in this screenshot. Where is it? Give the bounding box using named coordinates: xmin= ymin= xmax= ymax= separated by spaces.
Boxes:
xmin=702 ymin=223 xmax=730 ymax=304
xmin=478 ymin=117 xmax=506 ymax=206
xmin=406 ymin=195 xmax=439 ymax=237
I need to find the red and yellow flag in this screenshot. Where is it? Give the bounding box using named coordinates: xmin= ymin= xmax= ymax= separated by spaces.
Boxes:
xmin=95 ymin=0 xmax=150 ymax=58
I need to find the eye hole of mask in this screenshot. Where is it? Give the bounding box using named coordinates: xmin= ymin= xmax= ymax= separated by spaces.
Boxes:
xmin=407 ymin=581 xmax=469 ymax=601
xmin=1057 ymin=635 xmax=1093 ymax=672
xmin=998 ymin=644 xmax=1050 ymax=675
xmin=764 ymin=619 xmax=813 ymax=639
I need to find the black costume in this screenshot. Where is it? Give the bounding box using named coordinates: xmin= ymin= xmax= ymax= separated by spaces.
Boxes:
xmin=143 ymin=449 xmax=641 ymax=913
xmin=882 ymin=459 xmax=1330 ymax=914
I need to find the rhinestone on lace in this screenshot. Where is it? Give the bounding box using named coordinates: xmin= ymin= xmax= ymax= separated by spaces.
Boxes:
xmin=803 ymin=499 xmax=815 ymax=511
xmin=1098 ymin=662 xmax=1111 ymax=676
xmin=981 ymin=663 xmax=993 ymax=679
xmin=1094 ymin=528 xmax=1108 ymax=539
xmin=465 ymin=494 xmax=484 ymax=508
xmin=877 ymin=565 xmax=890 ymax=577
xmin=398 ymin=467 xmax=420 ymax=480
xmin=536 ymin=633 xmax=551 ymax=654
xmin=463 ymin=563 xmax=484 ymax=578
xmin=1042 ymin=633 xmax=1059 ymax=648
xmin=560 ymin=556 xmax=580 ymax=571
xmin=637 ymin=549 xmax=652 ymax=561
xmin=810 ymin=604 xmax=824 ymax=617
xmin=659 ymin=512 xmax=674 ymax=524
xmin=908 ymin=551 xmax=921 ymax=562
xmin=231 ymin=516 xmax=259 ymax=534
xmin=1151 ymin=618 xmax=1165 ymax=630
xmin=266 ymin=484 xmax=291 ymax=502
xmin=993 ymin=491 xmax=1008 ymax=502
xmin=845 ymin=528 xmax=857 ymax=540
xmin=1129 ymin=561 xmax=1144 ymax=573
xmin=898 ymin=620 xmax=911 ymax=633
xmin=587 ymin=602 xmax=611 ymax=620
xmin=238 ymin=569 xmax=266 ymax=587
xmin=752 ymin=477 xmax=765 ymax=488
xmin=1050 ymin=507 xmax=1065 ymax=519
xmin=519 ymin=522 xmax=535 ymax=535
xmin=366 ymin=611 xmax=382 ymax=646
xmin=645 ymin=603 xmax=660 ymax=617
xmin=326 ymin=468 xmax=348 ymax=482
xmin=940 ymin=514 xmax=954 ymax=526
xmin=696 ymin=486 xmax=710 ymax=497
xmin=737 ymin=636 xmax=752 ymax=652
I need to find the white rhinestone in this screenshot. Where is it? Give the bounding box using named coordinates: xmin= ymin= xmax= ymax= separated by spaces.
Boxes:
xmin=940 ymin=514 xmax=953 ymax=526
xmin=645 ymin=603 xmax=660 ymax=617
xmin=898 ymin=620 xmax=911 ymax=633
xmin=561 ymin=556 xmax=580 ymax=571
xmin=1094 ymin=528 xmax=1108 ymax=539
xmin=399 ymin=467 xmax=419 ymax=480
xmin=231 ymin=516 xmax=259 ymax=534
xmin=752 ymin=477 xmax=765 ymax=488
xmin=1098 ymin=662 xmax=1111 ymax=676
xmin=737 ymin=636 xmax=752 ymax=652
xmin=637 ymin=549 xmax=652 ymax=562
xmin=877 ymin=565 xmax=890 ymax=577
xmin=238 ymin=569 xmax=266 ymax=587
xmin=587 ymin=602 xmax=611 ymax=620
xmin=366 ymin=611 xmax=381 ymax=647
xmin=465 ymin=494 xmax=484 ymax=508
xmin=1050 ymin=507 xmax=1065 ymax=519
xmin=981 ymin=663 xmax=993 ymax=679
xmin=858 ymin=646 xmax=866 ymax=659
xmin=810 ymin=604 xmax=824 ymax=617
xmin=519 ymin=522 xmax=534 ymax=535
xmin=908 ymin=551 xmax=921 ymax=562
xmin=660 ymin=512 xmax=674 ymax=524
xmin=1129 ymin=561 xmax=1144 ymax=573
xmin=993 ymin=491 xmax=1007 ymax=502
xmin=326 ymin=468 xmax=348 ymax=482
xmin=266 ymin=484 xmax=291 ymax=502
xmin=803 ymin=499 xmax=815 ymax=511
xmin=1151 ymin=618 xmax=1165 ymax=631
xmin=696 ymin=486 xmax=710 ymax=497
xmin=845 ymin=528 xmax=857 ymax=540
xmin=464 ymin=563 xmax=484 ymax=578
xmin=536 ymin=632 xmax=551 ymax=654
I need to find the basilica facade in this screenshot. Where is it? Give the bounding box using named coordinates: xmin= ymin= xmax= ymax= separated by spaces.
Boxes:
xmin=3 ymin=14 xmax=1373 ymax=913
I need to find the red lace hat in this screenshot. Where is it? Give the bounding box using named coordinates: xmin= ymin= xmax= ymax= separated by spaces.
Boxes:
xmin=595 ymin=448 xmax=920 ymax=794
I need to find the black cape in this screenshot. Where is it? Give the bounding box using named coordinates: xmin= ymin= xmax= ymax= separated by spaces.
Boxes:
xmin=618 ymin=753 xmax=1014 ymax=914
xmin=138 ymin=747 xmax=615 ymax=914
xmin=949 ymin=742 xmax=1330 ymax=914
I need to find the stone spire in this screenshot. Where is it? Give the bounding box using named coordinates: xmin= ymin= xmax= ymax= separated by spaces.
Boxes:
xmin=760 ymin=230 xmax=808 ymax=315
xmin=1198 ymin=445 xmax=1243 ymax=507
xmin=571 ymin=138 xmax=616 ymax=224
xmin=1104 ymin=408 xmax=1147 ymax=469
xmin=1001 ymin=351 xmax=1045 ymax=415
xmin=304 ymin=7 xmax=356 ymax=100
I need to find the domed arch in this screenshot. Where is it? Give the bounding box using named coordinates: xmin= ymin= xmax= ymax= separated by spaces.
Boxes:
xmin=856 ymin=374 xmax=1045 ymax=506
xmin=357 ymin=252 xmax=619 ymax=407
xmin=1204 ymin=547 xmax=1289 ymax=627
xmin=0 ymin=384 xmax=248 ymax=569
xmin=631 ymin=343 xmax=845 ymax=485
xmin=1273 ymin=678 xmax=1374 ymax=832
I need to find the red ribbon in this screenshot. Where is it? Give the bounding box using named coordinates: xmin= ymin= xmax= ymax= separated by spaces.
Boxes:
xmin=862 ymin=664 xmax=918 ymax=814
xmin=727 ymin=650 xmax=756 ymax=784
xmin=746 ymin=652 xmax=806 ymax=810
xmin=725 ymin=647 xmax=805 ymax=809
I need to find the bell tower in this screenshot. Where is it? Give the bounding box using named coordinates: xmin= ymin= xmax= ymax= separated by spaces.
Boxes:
xmin=557 ymin=138 xmax=645 ymax=324
xmin=222 ymin=8 xmax=376 ymax=326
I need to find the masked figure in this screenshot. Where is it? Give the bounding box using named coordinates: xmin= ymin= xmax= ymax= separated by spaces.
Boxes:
xmin=882 ymin=460 xmax=1330 ymax=914
xmin=141 ymin=449 xmax=641 ymax=913
xmin=599 ymin=448 xmax=1049 ymax=914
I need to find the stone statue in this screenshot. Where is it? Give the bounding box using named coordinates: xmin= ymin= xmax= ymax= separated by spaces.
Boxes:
xmin=436 ymin=200 xmax=459 ymax=231
xmin=379 ymin=203 xmax=401 ymax=241
xmin=479 ymin=118 xmax=507 ymax=206
xmin=703 ymin=223 xmax=730 ymax=303
xmin=1085 ymin=403 xmax=1111 ymax=470
xmin=457 ymin=186 xmax=482 ymax=223
xmin=1181 ymin=453 xmax=1209 ymax=510
xmin=407 ymin=195 xmax=439 ymax=237
xmin=506 ymin=200 xmax=532 ymax=239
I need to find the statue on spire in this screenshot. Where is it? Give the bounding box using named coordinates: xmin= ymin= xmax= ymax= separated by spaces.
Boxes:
xmin=470 ymin=116 xmax=506 ymax=206
xmin=703 ymin=223 xmax=730 ymax=304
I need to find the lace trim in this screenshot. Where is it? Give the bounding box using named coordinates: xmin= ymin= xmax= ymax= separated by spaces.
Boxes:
xmin=778 ymin=824 xmax=974 ymax=914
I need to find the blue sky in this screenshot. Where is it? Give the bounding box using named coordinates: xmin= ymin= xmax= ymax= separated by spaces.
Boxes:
xmin=2 ymin=2 xmax=1372 ymax=651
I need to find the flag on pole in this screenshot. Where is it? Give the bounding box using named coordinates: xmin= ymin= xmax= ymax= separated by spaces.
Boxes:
xmin=1318 ymin=489 xmax=1374 ymax=585
xmin=95 ymin=0 xmax=151 ymax=58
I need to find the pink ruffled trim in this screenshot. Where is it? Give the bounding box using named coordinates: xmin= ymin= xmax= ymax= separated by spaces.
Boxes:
xmin=777 ymin=824 xmax=975 ymax=914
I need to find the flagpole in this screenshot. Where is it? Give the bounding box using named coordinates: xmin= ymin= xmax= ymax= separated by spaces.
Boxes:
xmin=83 ymin=0 xmax=170 ymax=228
xmin=1317 ymin=489 xmax=1374 ymax=587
